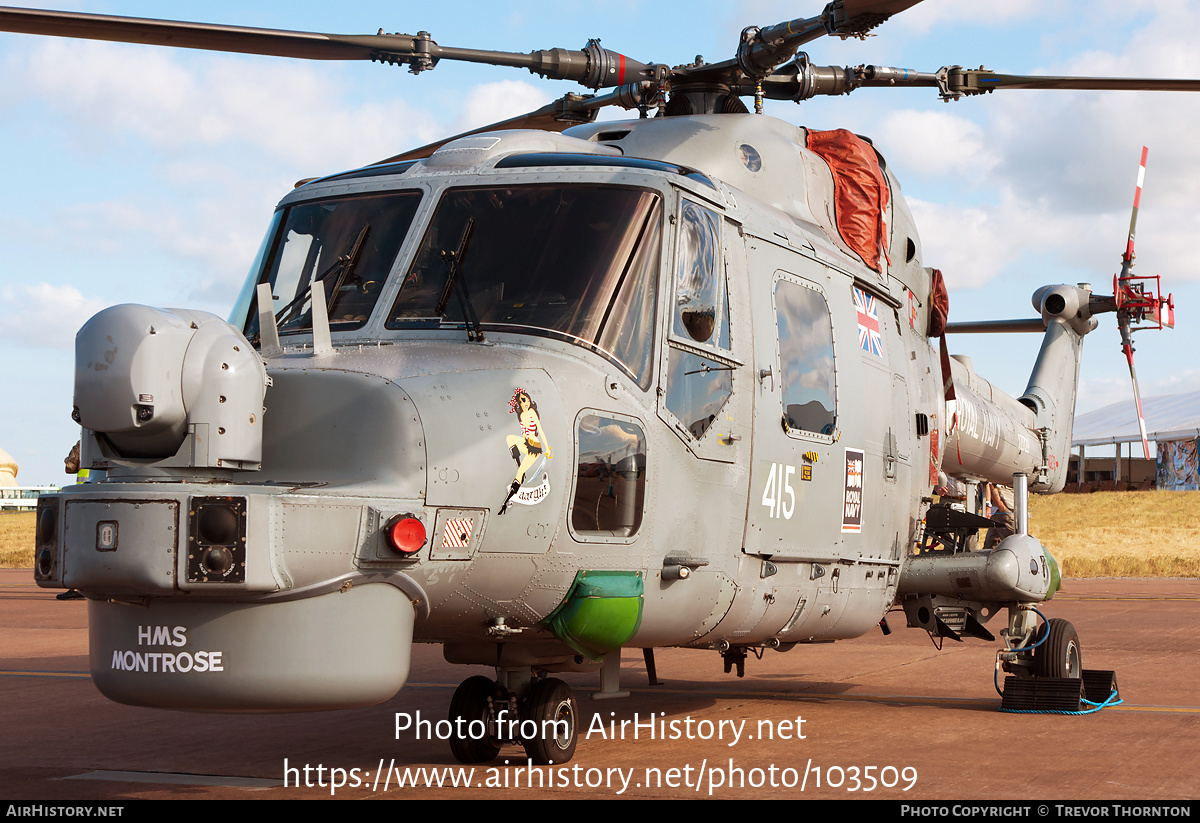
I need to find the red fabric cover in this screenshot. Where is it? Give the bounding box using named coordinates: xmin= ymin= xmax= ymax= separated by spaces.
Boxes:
xmin=805 ymin=128 xmax=890 ymax=271
xmin=929 ymin=268 xmax=956 ymax=406
xmin=928 ymin=267 xmax=949 ymax=338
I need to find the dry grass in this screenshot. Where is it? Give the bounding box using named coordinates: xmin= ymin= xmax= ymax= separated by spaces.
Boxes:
xmin=1030 ymin=490 xmax=1200 ymax=578
xmin=0 ymin=511 xmax=35 ymax=568
xmin=3 ymin=492 xmax=1196 ymax=577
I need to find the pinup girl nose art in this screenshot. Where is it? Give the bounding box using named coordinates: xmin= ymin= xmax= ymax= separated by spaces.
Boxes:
xmin=500 ymin=388 xmax=553 ymax=514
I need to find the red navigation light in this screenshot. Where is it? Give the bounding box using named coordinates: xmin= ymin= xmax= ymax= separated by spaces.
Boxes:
xmin=385 ymin=516 xmax=426 ymax=555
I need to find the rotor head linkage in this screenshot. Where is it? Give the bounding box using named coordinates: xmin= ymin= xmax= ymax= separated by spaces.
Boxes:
xmin=755 ymin=58 xmax=1200 ymax=104
xmin=734 ymin=1 xmax=922 ymax=79
xmin=373 ymin=36 xmax=655 ymax=90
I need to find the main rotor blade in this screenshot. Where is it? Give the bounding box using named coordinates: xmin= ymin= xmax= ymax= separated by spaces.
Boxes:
xmin=0 ymin=6 xmax=394 ymax=60
xmin=776 ymin=61 xmax=1200 ymax=101
xmin=759 ymin=0 xmax=924 ymax=47
xmin=377 ymin=96 xmax=600 ymax=164
xmin=0 ymin=6 xmax=652 ymax=88
xmin=949 ymin=69 xmax=1200 ymax=95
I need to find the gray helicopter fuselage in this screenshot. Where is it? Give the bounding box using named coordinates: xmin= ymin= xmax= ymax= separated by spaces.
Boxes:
xmin=38 ymin=113 xmax=1071 ymax=711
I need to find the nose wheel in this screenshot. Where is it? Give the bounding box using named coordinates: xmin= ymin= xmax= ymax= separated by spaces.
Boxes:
xmin=1033 ymin=618 xmax=1082 ymax=679
xmin=998 ymin=614 xmax=1114 ymax=713
xmin=521 ymin=677 xmax=579 ymax=765
xmin=447 ymin=675 xmax=504 ymax=764
xmin=447 ymin=674 xmax=579 ymax=765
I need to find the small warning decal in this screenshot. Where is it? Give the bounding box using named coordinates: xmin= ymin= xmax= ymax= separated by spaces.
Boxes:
xmin=442 ymin=518 xmax=474 ymax=548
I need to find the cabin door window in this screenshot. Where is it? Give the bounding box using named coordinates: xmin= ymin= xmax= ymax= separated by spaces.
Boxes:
xmin=774 ymin=279 xmax=837 ymax=436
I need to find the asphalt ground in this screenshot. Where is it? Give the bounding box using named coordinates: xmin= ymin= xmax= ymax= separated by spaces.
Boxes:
xmin=2 ymin=569 xmax=1197 ymax=801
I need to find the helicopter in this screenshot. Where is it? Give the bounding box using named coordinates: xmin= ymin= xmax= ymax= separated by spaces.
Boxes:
xmin=12 ymin=1 xmax=1187 ymax=766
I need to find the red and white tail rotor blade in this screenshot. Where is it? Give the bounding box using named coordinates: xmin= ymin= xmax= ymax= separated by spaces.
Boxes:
xmin=1120 ymin=317 xmax=1152 ymax=459
xmin=1160 ymin=293 xmax=1175 ymax=329
xmin=1118 ymin=146 xmax=1152 ymax=459
xmin=1122 ymin=146 xmax=1148 ymax=271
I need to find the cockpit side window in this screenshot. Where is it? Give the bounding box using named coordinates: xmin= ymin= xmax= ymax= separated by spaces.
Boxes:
xmin=672 ymin=199 xmax=723 ymax=345
xmin=662 ymin=199 xmax=734 ymax=443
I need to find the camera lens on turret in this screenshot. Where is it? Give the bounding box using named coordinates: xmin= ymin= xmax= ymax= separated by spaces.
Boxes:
xmin=201 ymin=546 xmax=234 ymax=576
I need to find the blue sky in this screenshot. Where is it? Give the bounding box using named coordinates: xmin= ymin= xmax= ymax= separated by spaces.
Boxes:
xmin=2 ymin=0 xmax=1199 ymax=483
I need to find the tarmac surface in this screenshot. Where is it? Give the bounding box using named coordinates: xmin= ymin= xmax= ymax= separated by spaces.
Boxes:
xmin=2 ymin=569 xmax=1197 ymax=800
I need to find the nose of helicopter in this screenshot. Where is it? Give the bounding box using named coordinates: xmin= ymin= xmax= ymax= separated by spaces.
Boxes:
xmin=88 ymin=582 xmax=415 ymax=710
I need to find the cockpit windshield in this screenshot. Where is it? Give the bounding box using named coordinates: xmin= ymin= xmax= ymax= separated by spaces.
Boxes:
xmin=240 ymin=190 xmax=422 ymax=338
xmin=387 ymin=185 xmax=661 ymax=385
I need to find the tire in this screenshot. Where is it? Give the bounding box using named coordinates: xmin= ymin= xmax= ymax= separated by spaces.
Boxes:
xmin=448 ymin=676 xmax=502 ymax=764
xmin=521 ymin=678 xmax=578 ymax=765
xmin=1034 ymin=618 xmax=1082 ymax=679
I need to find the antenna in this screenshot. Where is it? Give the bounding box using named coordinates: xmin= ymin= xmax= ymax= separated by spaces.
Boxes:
xmin=255 ymin=283 xmax=281 ymax=357
xmin=311 ymin=279 xmax=333 ymax=356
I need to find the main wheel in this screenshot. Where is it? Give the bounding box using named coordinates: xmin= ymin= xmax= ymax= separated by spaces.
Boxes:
xmin=1033 ymin=618 xmax=1082 ymax=678
xmin=521 ymin=678 xmax=578 ymax=765
xmin=448 ymin=675 xmax=502 ymax=763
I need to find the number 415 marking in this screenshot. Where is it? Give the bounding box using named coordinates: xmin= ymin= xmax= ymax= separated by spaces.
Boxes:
xmin=762 ymin=463 xmax=796 ymax=520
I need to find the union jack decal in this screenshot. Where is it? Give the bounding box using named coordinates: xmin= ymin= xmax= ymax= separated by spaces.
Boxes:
xmin=854 ymin=287 xmax=884 ymax=358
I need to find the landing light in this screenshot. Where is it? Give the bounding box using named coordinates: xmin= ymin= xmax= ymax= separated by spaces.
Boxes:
xmin=196 ymin=504 xmax=239 ymax=546
xmin=187 ymin=496 xmax=246 ymax=583
xmin=34 ymin=498 xmax=58 ymax=582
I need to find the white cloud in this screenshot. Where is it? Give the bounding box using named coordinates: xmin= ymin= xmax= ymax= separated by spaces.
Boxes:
xmin=908 ymin=192 xmax=1127 ymax=289
xmin=0 ymin=283 xmax=107 ymax=349
xmin=1146 ymin=368 xmax=1200 ymax=397
xmin=43 ymin=195 xmax=264 ymax=313
xmin=882 ymin=1 xmax=1200 ymax=289
xmin=8 ymin=39 xmax=442 ymax=169
xmin=878 ymin=109 xmax=993 ymax=177
xmin=0 ymin=37 xmax=455 ymax=318
xmin=453 ymin=80 xmax=554 ymax=134
xmin=892 ymin=0 xmax=1047 ymax=35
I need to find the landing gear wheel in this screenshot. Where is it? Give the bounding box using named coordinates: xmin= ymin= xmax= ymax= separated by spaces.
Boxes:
xmin=448 ymin=675 xmax=502 ymax=763
xmin=1034 ymin=618 xmax=1082 ymax=678
xmin=521 ymin=678 xmax=578 ymax=765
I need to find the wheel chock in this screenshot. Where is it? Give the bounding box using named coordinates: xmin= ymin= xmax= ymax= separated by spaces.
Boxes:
xmin=1082 ymin=669 xmax=1119 ymax=704
xmin=1000 ymin=669 xmax=1120 ymax=713
xmin=1000 ymin=676 xmax=1084 ymax=712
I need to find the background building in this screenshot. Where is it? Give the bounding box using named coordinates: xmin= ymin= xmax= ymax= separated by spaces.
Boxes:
xmin=1071 ymin=390 xmax=1200 ymax=490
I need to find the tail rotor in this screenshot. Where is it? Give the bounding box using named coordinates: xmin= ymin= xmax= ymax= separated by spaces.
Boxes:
xmin=1109 ymin=146 xmax=1174 ymax=459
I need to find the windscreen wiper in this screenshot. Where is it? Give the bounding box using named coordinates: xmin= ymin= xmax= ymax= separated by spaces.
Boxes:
xmin=434 ymin=217 xmax=485 ymax=342
xmin=275 ymin=223 xmax=370 ymax=328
